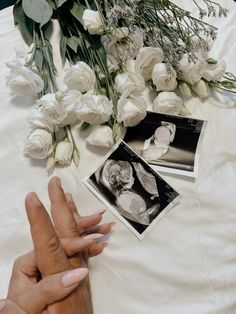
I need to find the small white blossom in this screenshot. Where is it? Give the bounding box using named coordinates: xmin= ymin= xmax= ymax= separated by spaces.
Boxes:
xmin=63 ymin=62 xmax=96 ymax=93
xmin=77 ymin=94 xmax=113 ymax=125
xmin=117 ymin=96 xmax=147 ymax=127
xmin=86 ymin=125 xmax=114 ymax=147
xmin=82 ymin=9 xmax=103 ymax=35
xmin=24 ymin=129 xmax=52 ymax=159
xmin=152 ymin=63 xmax=177 ymax=91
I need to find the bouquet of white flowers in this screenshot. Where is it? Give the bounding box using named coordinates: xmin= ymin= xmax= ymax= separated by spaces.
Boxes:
xmin=6 ymin=0 xmax=236 ymax=171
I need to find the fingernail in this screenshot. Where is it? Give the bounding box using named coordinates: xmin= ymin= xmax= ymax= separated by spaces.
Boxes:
xmin=31 ymin=192 xmax=42 ymax=205
xmin=109 ymin=222 xmax=116 ymax=227
xmin=56 ymin=177 xmax=61 ymax=187
xmin=62 ymin=268 xmax=88 ymax=287
xmin=66 ymin=193 xmax=73 ymax=203
xmin=84 ymin=233 xmax=104 ymax=242
xmin=102 ymin=242 xmax=109 ymax=248
xmin=94 ymin=209 xmax=106 ymax=216
xmin=0 ymin=300 xmax=6 ymax=311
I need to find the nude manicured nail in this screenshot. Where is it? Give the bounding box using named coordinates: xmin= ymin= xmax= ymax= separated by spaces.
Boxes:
xmin=0 ymin=300 xmax=6 ymax=311
xmin=57 ymin=177 xmax=62 ymax=187
xmin=62 ymin=268 xmax=88 ymax=287
xmin=109 ymin=222 xmax=116 ymax=227
xmin=94 ymin=209 xmax=106 ymax=215
xmin=31 ymin=192 xmax=41 ymax=205
xmin=84 ymin=233 xmax=104 ymax=241
xmin=66 ymin=193 xmax=73 ymax=203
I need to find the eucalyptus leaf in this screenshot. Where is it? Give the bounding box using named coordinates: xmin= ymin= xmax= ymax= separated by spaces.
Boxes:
xmin=67 ymin=36 xmax=80 ymax=53
xmin=13 ymin=2 xmax=33 ymax=46
xmin=22 ymin=0 xmax=53 ymax=26
xmin=70 ymin=2 xmax=85 ymax=25
xmin=206 ymin=58 xmax=218 ymax=65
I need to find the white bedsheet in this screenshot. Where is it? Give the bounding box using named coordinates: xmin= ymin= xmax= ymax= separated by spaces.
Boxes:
xmin=1 ymin=1 xmax=236 ymax=313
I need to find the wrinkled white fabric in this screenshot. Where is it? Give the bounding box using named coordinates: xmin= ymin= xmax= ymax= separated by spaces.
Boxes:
xmin=1 ymin=2 xmax=236 ymax=314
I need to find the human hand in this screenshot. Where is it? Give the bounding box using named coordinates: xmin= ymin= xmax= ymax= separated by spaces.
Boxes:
xmin=0 ymin=252 xmax=87 ymax=313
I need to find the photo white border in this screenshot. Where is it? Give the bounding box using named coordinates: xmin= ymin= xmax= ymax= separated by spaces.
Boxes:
xmin=83 ymin=139 xmax=182 ymax=240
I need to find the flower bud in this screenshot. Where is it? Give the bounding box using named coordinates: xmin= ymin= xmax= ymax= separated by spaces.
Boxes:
xmin=55 ymin=140 xmax=73 ymax=166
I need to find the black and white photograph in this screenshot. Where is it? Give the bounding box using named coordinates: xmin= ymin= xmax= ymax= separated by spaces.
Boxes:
xmin=84 ymin=140 xmax=180 ymax=239
xmin=124 ymin=112 xmax=207 ymax=177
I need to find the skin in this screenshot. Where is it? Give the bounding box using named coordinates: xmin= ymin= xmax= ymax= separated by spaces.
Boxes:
xmin=2 ymin=176 xmax=115 ymax=313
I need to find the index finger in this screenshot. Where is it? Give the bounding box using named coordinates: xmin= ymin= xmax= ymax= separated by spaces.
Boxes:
xmin=25 ymin=192 xmax=69 ymax=277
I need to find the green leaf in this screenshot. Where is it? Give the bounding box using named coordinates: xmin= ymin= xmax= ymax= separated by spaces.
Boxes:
xmin=22 ymin=0 xmax=53 ymax=26
xmin=56 ymin=0 xmax=68 ymax=8
xmin=34 ymin=49 xmax=44 ymax=72
xmin=70 ymin=2 xmax=85 ymax=25
xmin=67 ymin=36 xmax=80 ymax=53
xmin=60 ymin=36 xmax=68 ymax=65
xmin=13 ymin=2 xmax=33 ymax=46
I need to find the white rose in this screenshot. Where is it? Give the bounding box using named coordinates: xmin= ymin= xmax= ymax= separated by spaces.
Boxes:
xmin=86 ymin=125 xmax=114 ymax=147
xmin=115 ymin=72 xmax=145 ymax=98
xmin=27 ymin=108 xmax=55 ymax=132
xmin=55 ymin=140 xmax=73 ymax=166
xmin=77 ymin=94 xmax=113 ymax=125
xmin=177 ymin=54 xmax=205 ymax=85
xmin=38 ymin=93 xmax=67 ymax=125
xmin=192 ymin=79 xmax=211 ymax=99
xmin=153 ymin=92 xmax=184 ymax=115
xmin=82 ymin=9 xmax=103 ymax=35
xmin=135 ymin=47 xmax=164 ymax=81
xmin=102 ymin=27 xmax=143 ymax=70
xmin=24 ymin=129 xmax=52 ymax=159
xmin=63 ymin=61 xmax=96 ymax=93
xmin=117 ymin=96 xmax=147 ymax=127
xmin=59 ymin=90 xmax=82 ymax=126
xmin=202 ymin=61 xmax=226 ymax=82
xmin=152 ymin=63 xmax=177 ymax=92
xmin=5 ymin=62 xmax=44 ymax=95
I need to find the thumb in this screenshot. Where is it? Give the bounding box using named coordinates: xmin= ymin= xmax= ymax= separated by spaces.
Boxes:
xmin=0 ymin=299 xmax=26 ymax=313
xmin=14 ymin=268 xmax=88 ymax=314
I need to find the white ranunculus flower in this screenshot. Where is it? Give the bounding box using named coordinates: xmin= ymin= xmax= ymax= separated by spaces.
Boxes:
xmin=38 ymin=93 xmax=67 ymax=125
xmin=177 ymin=54 xmax=205 ymax=85
xmin=153 ymin=92 xmax=184 ymax=115
xmin=58 ymin=90 xmax=82 ymax=126
xmin=24 ymin=129 xmax=53 ymax=159
xmin=192 ymin=79 xmax=211 ymax=99
xmin=27 ymin=108 xmax=55 ymax=132
xmin=86 ymin=125 xmax=114 ymax=147
xmin=202 ymin=61 xmax=226 ymax=82
xmin=77 ymin=94 xmax=113 ymax=125
xmin=102 ymin=27 xmax=143 ymax=70
xmin=135 ymin=47 xmax=164 ymax=81
xmin=115 ymin=72 xmax=145 ymax=98
xmin=152 ymin=63 xmax=177 ymax=92
xmin=63 ymin=61 xmax=96 ymax=93
xmin=55 ymin=140 xmax=73 ymax=166
xmin=82 ymin=9 xmax=103 ymax=35
xmin=117 ymin=96 xmax=147 ymax=127
xmin=5 ymin=62 xmax=44 ymax=95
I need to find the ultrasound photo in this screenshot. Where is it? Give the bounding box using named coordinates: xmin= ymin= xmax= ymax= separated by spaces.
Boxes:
xmin=84 ymin=140 xmax=180 ymax=239
xmin=124 ymin=112 xmax=207 ymax=177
